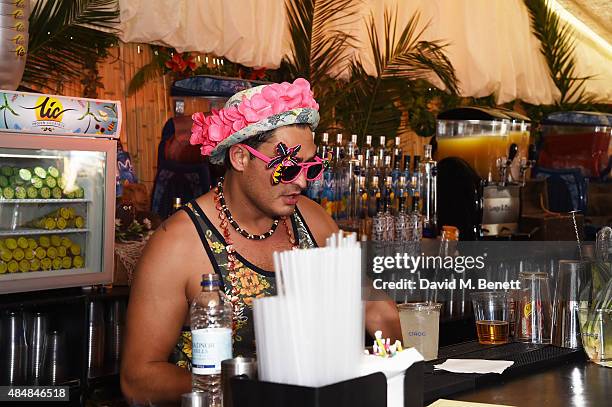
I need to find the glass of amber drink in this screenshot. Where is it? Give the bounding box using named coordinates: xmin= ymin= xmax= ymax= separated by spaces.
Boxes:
xmin=470 ymin=292 xmax=511 ymax=345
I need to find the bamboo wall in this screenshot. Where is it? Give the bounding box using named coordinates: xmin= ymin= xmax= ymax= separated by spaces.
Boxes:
xmin=60 ymin=43 xmax=212 ymax=193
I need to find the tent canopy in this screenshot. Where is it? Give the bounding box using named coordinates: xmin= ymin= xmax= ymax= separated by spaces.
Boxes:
xmin=119 ymin=0 xmax=612 ymax=104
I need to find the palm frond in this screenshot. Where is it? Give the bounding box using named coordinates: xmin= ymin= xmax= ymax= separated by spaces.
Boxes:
xmin=523 ymin=0 xmax=596 ymax=107
xmin=283 ymin=0 xmax=359 ymax=83
xmin=127 ymin=60 xmax=165 ymax=96
xmin=22 ymin=0 xmax=119 ymax=91
xmin=336 ymin=7 xmax=458 ymax=138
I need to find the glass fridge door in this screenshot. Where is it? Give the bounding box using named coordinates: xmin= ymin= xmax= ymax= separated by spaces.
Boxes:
xmin=0 ymin=133 xmax=116 ymax=293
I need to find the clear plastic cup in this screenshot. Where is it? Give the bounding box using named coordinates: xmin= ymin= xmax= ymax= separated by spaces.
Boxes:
xmin=398 ymin=302 xmax=442 ymax=360
xmin=470 ymin=291 xmax=511 ymax=345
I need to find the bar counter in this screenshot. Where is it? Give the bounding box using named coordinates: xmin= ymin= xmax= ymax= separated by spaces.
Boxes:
xmin=447 ymin=360 xmax=609 ymax=407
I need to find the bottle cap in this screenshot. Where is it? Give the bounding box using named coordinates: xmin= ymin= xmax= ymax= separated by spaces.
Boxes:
xmin=201 ymin=274 xmax=222 ymax=287
xmin=351 ymin=134 xmax=358 ymax=144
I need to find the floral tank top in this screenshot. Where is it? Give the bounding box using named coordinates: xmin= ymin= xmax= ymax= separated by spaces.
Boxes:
xmin=171 ymin=200 xmax=317 ymax=370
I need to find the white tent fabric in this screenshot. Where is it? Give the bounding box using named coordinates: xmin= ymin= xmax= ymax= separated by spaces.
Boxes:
xmin=118 ymin=0 xmax=612 ymax=104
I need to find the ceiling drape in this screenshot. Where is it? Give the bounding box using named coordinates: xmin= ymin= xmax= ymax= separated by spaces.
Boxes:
xmin=118 ymin=0 xmax=612 ymax=104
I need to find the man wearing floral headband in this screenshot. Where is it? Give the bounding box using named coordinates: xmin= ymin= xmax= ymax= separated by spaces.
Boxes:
xmin=121 ymin=78 xmax=401 ymax=404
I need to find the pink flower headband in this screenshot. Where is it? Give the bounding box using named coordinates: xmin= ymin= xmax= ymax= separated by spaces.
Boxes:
xmin=190 ymin=78 xmax=319 ymax=159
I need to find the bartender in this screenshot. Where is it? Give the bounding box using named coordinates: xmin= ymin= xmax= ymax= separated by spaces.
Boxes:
xmin=120 ymin=78 xmax=401 ymax=404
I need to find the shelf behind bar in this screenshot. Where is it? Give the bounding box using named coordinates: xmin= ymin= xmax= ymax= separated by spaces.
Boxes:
xmin=0 ymin=198 xmax=90 ymax=204
xmin=0 ymin=227 xmax=89 ymax=236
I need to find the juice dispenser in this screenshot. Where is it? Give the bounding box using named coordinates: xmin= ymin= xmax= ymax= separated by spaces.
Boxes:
xmin=435 ymin=107 xmax=533 ymax=239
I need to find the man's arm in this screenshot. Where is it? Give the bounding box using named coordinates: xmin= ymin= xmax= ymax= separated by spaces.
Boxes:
xmin=121 ymin=213 xmax=202 ymax=404
xmin=296 ymin=197 xmax=402 ymax=342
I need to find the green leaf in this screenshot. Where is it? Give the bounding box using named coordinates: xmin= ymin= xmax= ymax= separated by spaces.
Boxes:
xmin=22 ymin=0 xmax=119 ymax=91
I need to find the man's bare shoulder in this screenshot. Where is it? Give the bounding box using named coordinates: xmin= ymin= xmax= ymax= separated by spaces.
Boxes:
xmin=296 ymin=195 xmax=338 ymax=246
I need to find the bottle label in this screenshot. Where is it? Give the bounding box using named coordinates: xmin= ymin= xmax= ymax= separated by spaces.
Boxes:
xmin=191 ymin=327 xmax=232 ymax=375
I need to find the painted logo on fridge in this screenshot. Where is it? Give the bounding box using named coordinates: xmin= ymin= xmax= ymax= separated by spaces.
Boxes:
xmin=23 ymin=96 xmax=76 ymax=131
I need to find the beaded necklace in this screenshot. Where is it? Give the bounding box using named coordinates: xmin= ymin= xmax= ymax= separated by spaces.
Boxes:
xmin=213 ymin=179 xmax=297 ymax=328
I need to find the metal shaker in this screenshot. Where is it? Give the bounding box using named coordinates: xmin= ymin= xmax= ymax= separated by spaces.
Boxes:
xmin=221 ymin=357 xmax=257 ymax=407
xmin=0 ymin=311 xmax=28 ymax=385
xmin=27 ymin=312 xmax=47 ymax=384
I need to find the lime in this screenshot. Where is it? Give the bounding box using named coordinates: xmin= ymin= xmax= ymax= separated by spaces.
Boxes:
xmin=3 ymin=187 xmax=15 ymax=199
xmin=13 ymin=248 xmax=24 ymax=261
xmin=30 ymin=258 xmax=40 ymax=271
xmin=8 ymin=260 xmax=19 ymax=273
xmin=73 ymin=255 xmax=84 ymax=268
xmin=18 ymin=259 xmax=30 ymax=272
xmin=50 ymin=235 xmax=61 ymax=247
xmin=15 ymin=186 xmax=26 ymax=199
xmin=27 ymin=238 xmax=37 ymax=250
xmin=0 ymin=248 xmax=12 ymax=262
xmin=41 ymin=258 xmax=52 ymax=271
xmin=26 ymin=186 xmax=38 ymax=199
xmin=61 ymin=237 xmax=72 ymax=248
xmin=56 ymin=218 xmax=67 ymax=230
xmin=35 ymin=247 xmax=46 ymax=259
xmin=75 ymin=216 xmax=85 ymax=228
xmin=17 ymin=237 xmax=28 ymax=249
xmin=38 ymin=236 xmax=50 ymax=248
xmin=45 ymin=177 xmax=57 ymax=188
xmin=69 ymin=243 xmax=81 ymax=256
xmin=0 ymin=175 xmax=8 ymax=188
xmin=33 ymin=166 xmax=47 ymax=179
xmin=30 ymin=176 xmax=43 ymax=189
xmin=0 ymin=166 xmax=12 ymax=177
xmin=24 ymin=249 xmax=34 ymax=260
xmin=46 ymin=247 xmax=57 ymax=259
xmin=18 ymin=168 xmax=32 ymax=182
xmin=52 ymin=187 xmax=62 ymax=199
xmin=47 ymin=166 xmax=60 ymax=178
xmin=5 ymin=238 xmax=17 ymax=250
xmin=39 ymin=187 xmax=51 ymax=199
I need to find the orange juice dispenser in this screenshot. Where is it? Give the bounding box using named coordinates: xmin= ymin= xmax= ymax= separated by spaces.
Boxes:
xmin=435 ymin=107 xmax=532 ymax=239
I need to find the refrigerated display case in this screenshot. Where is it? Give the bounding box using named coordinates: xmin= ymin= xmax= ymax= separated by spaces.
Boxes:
xmin=0 ymin=91 xmax=120 ymax=293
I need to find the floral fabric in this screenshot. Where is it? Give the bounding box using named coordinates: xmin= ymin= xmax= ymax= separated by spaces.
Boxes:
xmin=171 ymin=200 xmax=317 ymax=369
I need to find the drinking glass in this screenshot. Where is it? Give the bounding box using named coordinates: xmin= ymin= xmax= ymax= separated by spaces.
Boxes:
xmin=515 ymin=271 xmax=553 ymax=344
xmin=470 ymin=292 xmax=511 ymax=345
xmin=398 ymin=302 xmax=441 ymax=360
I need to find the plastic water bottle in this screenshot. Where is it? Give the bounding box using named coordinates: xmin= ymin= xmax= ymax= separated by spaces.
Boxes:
xmin=190 ymin=274 xmax=233 ymax=406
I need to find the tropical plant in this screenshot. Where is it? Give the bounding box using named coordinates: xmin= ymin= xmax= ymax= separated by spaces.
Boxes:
xmin=23 ymin=0 xmax=119 ymax=93
xmin=280 ymin=0 xmax=360 ymax=131
xmin=523 ymin=0 xmax=595 ymax=108
xmin=335 ymin=8 xmax=458 ymax=139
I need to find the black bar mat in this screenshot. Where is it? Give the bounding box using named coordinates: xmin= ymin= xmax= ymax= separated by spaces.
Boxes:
xmin=423 ymin=341 xmax=584 ymax=402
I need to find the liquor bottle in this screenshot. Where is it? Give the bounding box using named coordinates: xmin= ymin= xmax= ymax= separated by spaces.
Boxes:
xmin=355 ymin=160 xmax=368 ymax=234
xmin=394 ymin=182 xmax=409 ymax=241
xmin=321 ymin=158 xmax=336 ymax=217
xmin=393 ymin=137 xmax=403 ymax=166
xmin=190 ymin=274 xmax=233 ymax=405
xmin=347 ymin=134 xmax=359 ymax=160
xmin=375 ymin=136 xmax=387 ymax=167
xmin=383 ymin=176 xmax=395 ymax=241
xmin=390 ymin=150 xmax=402 ymax=202
xmin=364 ymin=135 xmax=374 ymax=168
xmin=333 ymin=133 xmax=347 ymax=220
xmin=411 ymin=155 xmax=421 ymax=197
xmin=368 ymin=156 xmax=380 ymax=218
xmin=307 ymin=132 xmax=327 ymax=203
xmin=419 ymin=145 xmax=438 ymax=238
xmin=371 ymin=195 xmax=385 ymax=242
xmin=408 ymin=195 xmax=423 ymax=241
xmin=403 ymin=155 xmax=411 ymax=181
